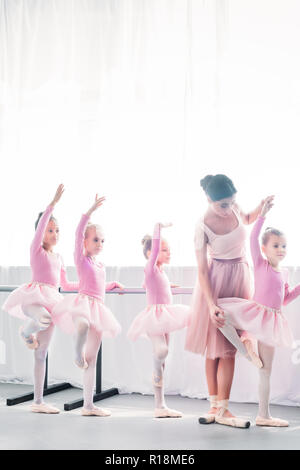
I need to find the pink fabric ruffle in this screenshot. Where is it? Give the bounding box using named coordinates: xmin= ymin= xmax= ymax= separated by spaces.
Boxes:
xmin=2 ymin=282 xmax=62 ymax=319
xmin=218 ymin=297 xmax=293 ymax=348
xmin=127 ymin=303 xmax=191 ymax=341
xmin=52 ymin=293 xmax=121 ymax=337
xmin=185 ymin=258 xmax=252 ymax=359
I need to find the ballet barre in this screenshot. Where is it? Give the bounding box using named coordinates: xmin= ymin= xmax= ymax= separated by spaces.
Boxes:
xmin=0 ymin=285 xmax=192 ymax=410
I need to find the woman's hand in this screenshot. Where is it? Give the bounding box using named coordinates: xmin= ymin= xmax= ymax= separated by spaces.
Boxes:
xmin=209 ymin=304 xmax=225 ymax=328
xmin=260 ymin=195 xmax=275 ymax=218
xmin=86 ymin=194 xmax=106 ymax=217
xmin=50 ymin=184 xmax=65 ymax=207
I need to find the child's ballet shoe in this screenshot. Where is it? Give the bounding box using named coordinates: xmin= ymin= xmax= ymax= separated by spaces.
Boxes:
xmin=244 ymin=340 xmax=263 ymax=368
xmin=19 ymin=327 xmax=39 ymax=350
xmin=152 ymin=374 xmax=163 ymax=387
xmin=198 ymin=412 xmax=216 ymax=424
xmin=255 ymin=416 xmax=289 ymax=427
xmin=74 ymin=357 xmax=88 ymax=369
xmin=199 ymin=396 xmax=218 ymax=424
xmin=30 ymin=403 xmax=60 ymax=414
xmin=154 ymin=407 xmax=182 ymax=418
xmin=81 ymin=407 xmax=111 ymax=417
xmin=214 ymin=400 xmax=250 ymax=429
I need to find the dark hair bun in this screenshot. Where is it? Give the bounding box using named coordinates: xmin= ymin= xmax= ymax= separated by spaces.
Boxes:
xmin=200 ymin=174 xmax=237 ymax=202
xmin=200 ymin=175 xmax=213 ymax=191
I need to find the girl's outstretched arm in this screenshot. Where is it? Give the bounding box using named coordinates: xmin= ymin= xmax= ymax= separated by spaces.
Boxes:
xmin=146 ymin=222 xmax=172 ymax=270
xmin=74 ymin=194 xmax=106 ymax=265
xmin=60 ymin=260 xmax=79 ymax=291
xmin=283 ymin=282 xmax=300 ymax=305
xmin=74 ymin=213 xmax=90 ymax=266
xmin=31 ymin=184 xmax=64 ymax=254
xmin=250 ymin=196 xmax=275 ymax=267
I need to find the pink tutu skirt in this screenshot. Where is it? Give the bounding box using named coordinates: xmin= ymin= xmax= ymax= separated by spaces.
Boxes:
xmin=127 ymin=303 xmax=191 ymax=341
xmin=2 ymin=281 xmax=62 ymax=320
xmin=52 ymin=293 xmax=121 ymax=338
xmin=185 ymin=257 xmax=252 ymax=359
xmin=218 ymin=297 xmax=293 ymax=348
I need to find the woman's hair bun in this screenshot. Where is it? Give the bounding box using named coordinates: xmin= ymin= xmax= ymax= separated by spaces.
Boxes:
xmin=200 ymin=175 xmax=213 ymax=191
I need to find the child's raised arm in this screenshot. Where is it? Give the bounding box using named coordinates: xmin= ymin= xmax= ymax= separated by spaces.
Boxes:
xmin=250 ymin=196 xmax=274 ymax=267
xmin=31 ymin=184 xmax=64 ymax=254
xmin=146 ymin=222 xmax=172 ymax=270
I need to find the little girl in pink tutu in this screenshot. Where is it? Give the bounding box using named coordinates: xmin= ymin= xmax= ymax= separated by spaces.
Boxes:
xmin=52 ymin=194 xmax=123 ymax=417
xmin=2 ymin=184 xmax=78 ymax=414
xmin=218 ymin=195 xmax=300 ymax=427
xmin=127 ymin=222 xmax=190 ymax=418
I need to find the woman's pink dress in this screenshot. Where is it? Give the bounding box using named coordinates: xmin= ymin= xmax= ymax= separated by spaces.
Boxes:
xmin=185 ymin=208 xmax=251 ymax=359
xmin=127 ymin=223 xmax=190 ymax=340
xmin=2 ymin=205 xmax=78 ymax=319
xmin=217 ymin=216 xmax=300 ymax=347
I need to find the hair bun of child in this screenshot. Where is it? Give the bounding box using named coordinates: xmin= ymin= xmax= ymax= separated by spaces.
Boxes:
xmin=200 ymin=175 xmax=213 ymax=191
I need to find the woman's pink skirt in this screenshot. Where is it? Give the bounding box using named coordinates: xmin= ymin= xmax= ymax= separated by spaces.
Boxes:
xmin=52 ymin=293 xmax=121 ymax=338
xmin=218 ymin=298 xmax=293 ymax=348
xmin=185 ymin=257 xmax=251 ymax=359
xmin=127 ymin=303 xmax=191 ymax=341
xmin=2 ymin=282 xmax=62 ymax=320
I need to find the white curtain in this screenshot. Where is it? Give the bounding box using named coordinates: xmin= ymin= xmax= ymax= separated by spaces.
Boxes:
xmin=1 ymin=266 xmax=300 ymax=406
xmin=1 ymin=0 xmax=300 ymax=267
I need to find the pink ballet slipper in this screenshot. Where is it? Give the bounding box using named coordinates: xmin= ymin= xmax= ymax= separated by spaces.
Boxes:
xmin=30 ymin=403 xmax=60 ymax=414
xmin=198 ymin=412 xmax=217 ymax=424
xmin=19 ymin=327 xmax=39 ymax=350
xmin=198 ymin=395 xmax=218 ymax=424
xmin=243 ymin=339 xmax=263 ymax=369
xmin=214 ymin=400 xmax=250 ymax=429
xmin=255 ymin=416 xmax=289 ymax=427
xmin=81 ymin=407 xmax=111 ymax=417
xmin=74 ymin=357 xmax=88 ymax=370
xmin=154 ymin=408 xmax=182 ymax=418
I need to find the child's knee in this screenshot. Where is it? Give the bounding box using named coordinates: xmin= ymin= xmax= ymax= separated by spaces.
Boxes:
xmin=154 ymin=345 xmax=168 ymax=362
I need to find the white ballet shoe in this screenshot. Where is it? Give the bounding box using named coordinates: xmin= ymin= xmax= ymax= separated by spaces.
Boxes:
xmin=74 ymin=357 xmax=88 ymax=369
xmin=215 ymin=400 xmax=250 ymax=429
xmin=244 ymin=340 xmax=263 ymax=369
xmin=255 ymin=416 xmax=289 ymax=427
xmin=19 ymin=327 xmax=39 ymax=350
xmin=154 ymin=407 xmax=182 ymax=418
xmin=30 ymin=403 xmax=60 ymax=414
xmin=81 ymin=407 xmax=111 ymax=417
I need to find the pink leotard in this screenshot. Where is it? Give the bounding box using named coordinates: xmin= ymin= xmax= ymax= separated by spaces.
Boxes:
xmin=251 ymin=216 xmax=300 ymax=309
xmin=74 ymin=214 xmax=118 ymax=301
xmin=144 ymin=223 xmax=172 ymax=305
xmin=30 ymin=205 xmax=78 ymax=291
